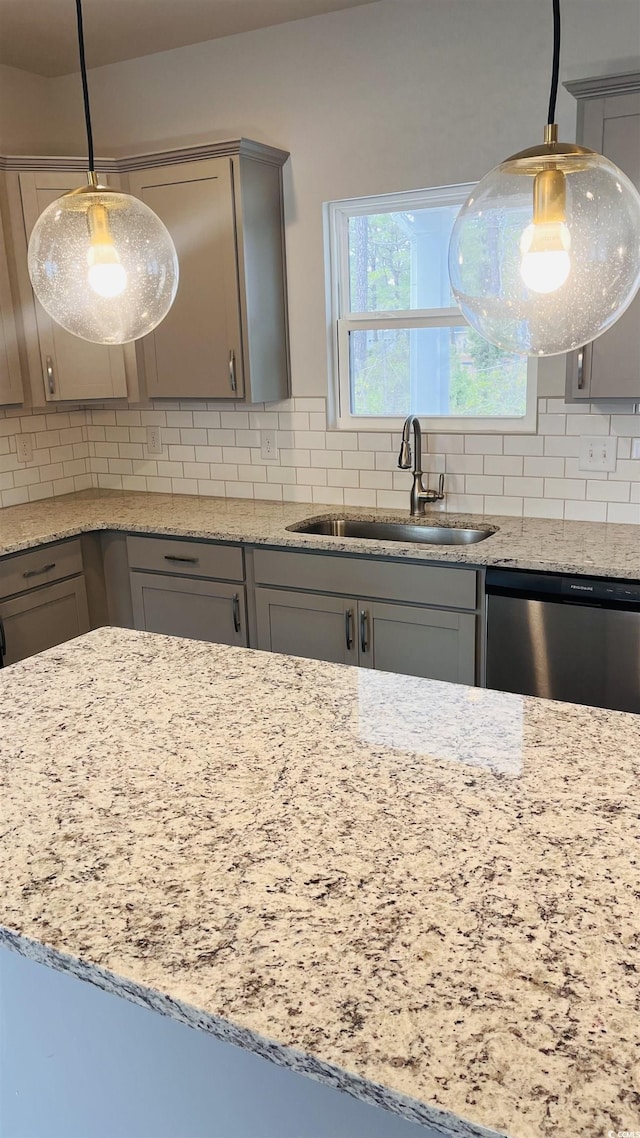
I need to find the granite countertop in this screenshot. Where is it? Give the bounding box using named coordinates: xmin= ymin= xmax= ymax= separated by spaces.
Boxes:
xmin=2 ymin=626 xmax=640 ymax=1138
xmin=1 ymin=488 xmax=640 ymax=578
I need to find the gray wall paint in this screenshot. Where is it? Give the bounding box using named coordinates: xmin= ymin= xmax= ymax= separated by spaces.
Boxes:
xmin=0 ymin=948 xmax=442 ymax=1138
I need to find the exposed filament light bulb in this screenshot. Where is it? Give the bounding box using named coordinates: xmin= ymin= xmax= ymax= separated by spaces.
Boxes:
xmin=520 ymin=162 xmax=571 ymax=294
xmin=86 ymin=202 xmax=127 ymax=298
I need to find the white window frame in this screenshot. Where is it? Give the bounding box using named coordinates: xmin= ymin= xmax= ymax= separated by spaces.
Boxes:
xmin=325 ymin=184 xmax=538 ymax=433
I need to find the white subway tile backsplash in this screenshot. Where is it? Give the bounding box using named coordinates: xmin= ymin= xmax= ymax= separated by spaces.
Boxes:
xmin=312 ymin=485 xmax=343 ymax=505
xmin=523 ymin=456 xmax=565 ymax=478
xmin=504 ymin=476 xmax=544 ymax=498
xmin=538 ymin=414 xmax=567 ymax=435
xmin=464 ymin=436 xmax=503 ymax=454
xmin=566 ymin=413 xmax=609 ymax=435
xmin=609 ymin=416 xmax=640 ymax=436
xmin=607 ymin=503 xmax=640 ymax=524
xmin=564 ymin=500 xmax=608 ymax=522
xmin=586 ymin=480 xmax=631 ymax=502
xmin=4 ymin=395 xmax=640 ymax=525
xmin=484 ymin=455 xmax=523 ymax=477
xmin=523 ymin=497 xmax=564 ymax=519
xmin=344 ymin=488 xmax=377 ymax=508
xmin=483 ymin=496 xmax=524 ymax=517
xmin=504 ymin=435 xmax=545 ymax=456
xmin=445 ymin=454 xmax=484 ymax=475
xmin=544 ymin=477 xmax=586 ymax=499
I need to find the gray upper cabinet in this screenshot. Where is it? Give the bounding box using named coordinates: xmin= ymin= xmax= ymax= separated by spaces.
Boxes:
xmin=128 ymin=141 xmax=290 ymax=403
xmin=0 ymin=192 xmax=23 ymax=406
xmin=15 ymin=171 xmax=132 ymax=403
xmin=565 ymin=76 xmax=640 ymax=401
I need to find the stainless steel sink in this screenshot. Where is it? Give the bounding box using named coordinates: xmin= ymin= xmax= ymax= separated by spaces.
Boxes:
xmin=287 ymin=518 xmax=497 ymax=545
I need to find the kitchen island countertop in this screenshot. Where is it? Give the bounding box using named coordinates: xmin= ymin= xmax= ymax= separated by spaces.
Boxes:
xmin=1 ymin=487 xmax=640 ymax=578
xmin=1 ymin=626 xmax=639 ymax=1138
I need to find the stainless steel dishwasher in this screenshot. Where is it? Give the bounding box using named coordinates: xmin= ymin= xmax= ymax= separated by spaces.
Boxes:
xmin=486 ymin=569 xmax=640 ymax=713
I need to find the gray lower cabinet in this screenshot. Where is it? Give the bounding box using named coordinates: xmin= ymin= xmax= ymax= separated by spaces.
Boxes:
xmin=358 ymin=601 xmax=476 ymax=684
xmin=0 ymin=576 xmax=90 ymax=667
xmin=255 ymin=587 xmax=476 ymax=683
xmin=255 ymin=588 xmax=358 ymax=665
xmin=130 ymin=571 xmax=247 ymax=648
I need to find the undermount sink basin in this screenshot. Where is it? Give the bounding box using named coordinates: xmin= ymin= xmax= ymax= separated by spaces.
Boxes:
xmin=287 ymin=517 xmax=497 ymax=545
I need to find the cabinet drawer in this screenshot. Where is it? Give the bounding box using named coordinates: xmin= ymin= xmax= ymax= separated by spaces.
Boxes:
xmin=0 ymin=539 xmax=83 ymax=601
xmin=253 ymin=549 xmax=477 ymax=610
xmin=126 ymin=535 xmax=244 ymax=581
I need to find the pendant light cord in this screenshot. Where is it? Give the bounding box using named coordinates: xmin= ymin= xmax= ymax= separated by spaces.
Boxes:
xmin=75 ymin=0 xmax=95 ymax=174
xmin=547 ymin=0 xmax=561 ymax=125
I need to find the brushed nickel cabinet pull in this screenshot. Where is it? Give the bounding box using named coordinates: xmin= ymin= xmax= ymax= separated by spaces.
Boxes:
xmin=232 ymin=593 xmax=241 ymax=633
xmin=23 ymin=562 xmax=56 ymax=579
xmin=345 ymin=607 xmax=354 ymax=650
xmin=46 ymin=356 xmax=55 ymax=395
xmin=360 ymin=609 xmax=369 ymax=654
xmin=229 ymin=349 xmax=237 ymax=393
xmin=577 ymin=347 xmax=585 ymax=390
xmin=164 ymin=555 xmax=198 ymax=565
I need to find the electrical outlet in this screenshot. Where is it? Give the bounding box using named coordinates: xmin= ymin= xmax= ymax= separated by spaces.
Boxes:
xmin=146 ymin=425 xmax=164 ymax=456
xmin=578 ymin=435 xmax=616 ymax=472
xmin=16 ymin=434 xmax=33 ymax=464
xmin=632 ymin=439 xmax=640 ymax=460
xmin=260 ymin=429 xmax=279 ymax=462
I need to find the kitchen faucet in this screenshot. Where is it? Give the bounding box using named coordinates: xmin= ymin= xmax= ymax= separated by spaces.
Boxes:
xmin=397 ymin=416 xmax=445 ymax=516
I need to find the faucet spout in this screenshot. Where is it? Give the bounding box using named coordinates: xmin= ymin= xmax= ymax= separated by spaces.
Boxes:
xmin=397 ymin=416 xmax=445 ymax=516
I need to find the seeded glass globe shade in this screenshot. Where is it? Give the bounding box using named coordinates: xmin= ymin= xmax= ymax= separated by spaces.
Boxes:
xmin=448 ymin=142 xmax=640 ymax=356
xmin=28 ymin=184 xmax=179 ymax=345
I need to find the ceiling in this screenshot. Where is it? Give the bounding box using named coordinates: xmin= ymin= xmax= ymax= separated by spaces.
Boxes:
xmin=0 ymin=0 xmax=378 ymax=77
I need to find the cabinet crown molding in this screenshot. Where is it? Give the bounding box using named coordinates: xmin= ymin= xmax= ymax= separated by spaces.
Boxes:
xmin=0 ymin=137 xmax=289 ymax=174
xmin=564 ymin=71 xmax=640 ymax=99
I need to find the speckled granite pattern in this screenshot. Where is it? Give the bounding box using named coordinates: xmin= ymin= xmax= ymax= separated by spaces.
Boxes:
xmin=2 ymin=627 xmax=640 ymax=1138
xmin=2 ymin=487 xmax=640 ymax=578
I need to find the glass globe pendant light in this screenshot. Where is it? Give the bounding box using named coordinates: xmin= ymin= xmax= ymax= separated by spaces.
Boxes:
xmin=448 ymin=0 xmax=640 ymax=356
xmin=27 ymin=0 xmax=178 ymax=345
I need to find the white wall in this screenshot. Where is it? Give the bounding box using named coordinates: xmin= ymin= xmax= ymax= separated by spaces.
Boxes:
xmin=0 ymin=64 xmax=71 ymax=155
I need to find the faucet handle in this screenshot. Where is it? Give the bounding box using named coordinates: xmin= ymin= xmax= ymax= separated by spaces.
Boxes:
xmin=436 ymin=473 xmax=445 ymax=499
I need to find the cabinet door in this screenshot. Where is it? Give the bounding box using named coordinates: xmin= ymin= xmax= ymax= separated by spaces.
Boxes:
xmin=567 ymin=88 xmax=640 ymax=400
xmin=19 ymin=172 xmax=128 ymax=402
xmin=358 ymin=601 xmax=476 ymax=685
xmin=0 ymin=200 xmax=23 ymax=405
xmin=0 ymin=576 xmax=90 ymax=667
xmin=128 ymin=159 xmax=243 ymax=400
xmin=255 ymin=587 xmax=358 ymax=665
xmin=130 ymin=572 xmax=247 ymax=647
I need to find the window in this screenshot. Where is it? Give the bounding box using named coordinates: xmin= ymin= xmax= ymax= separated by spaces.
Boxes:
xmin=326 ymin=185 xmax=537 ymax=432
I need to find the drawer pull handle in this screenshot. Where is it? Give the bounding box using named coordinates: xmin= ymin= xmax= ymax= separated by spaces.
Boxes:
xmin=23 ymin=562 xmax=56 ymax=579
xmin=232 ymin=593 xmax=241 ymax=633
xmin=0 ymin=616 xmax=6 ymax=665
xmin=164 ymin=555 xmax=199 ymax=565
xmin=46 ymin=356 xmax=55 ymax=395
xmin=229 ymin=349 xmax=237 ymax=393
xmin=360 ymin=609 xmax=369 ymax=654
xmin=345 ymin=607 xmax=354 ymax=650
